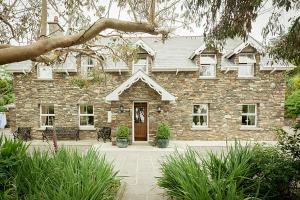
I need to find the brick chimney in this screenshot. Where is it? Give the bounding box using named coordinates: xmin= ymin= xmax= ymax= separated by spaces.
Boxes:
xmin=48 ymin=16 xmax=64 ymax=36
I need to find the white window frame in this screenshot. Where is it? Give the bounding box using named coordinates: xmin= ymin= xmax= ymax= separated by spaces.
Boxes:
xmin=40 ymin=105 xmax=55 ymax=128
xmin=238 ymin=53 xmax=256 ymax=64
xmin=37 ymin=65 xmax=53 ymax=80
xmin=192 ymin=104 xmax=209 ymax=128
xmin=132 ymin=57 xmax=148 ymax=74
xmin=200 ymin=54 xmax=217 ymax=65
xmin=78 ymin=105 xmax=94 ymax=128
xmin=241 ymin=104 xmax=257 ymax=127
xmin=81 ymin=57 xmax=95 ymax=78
xmin=199 ymin=64 xmax=216 ymax=78
xmin=238 ymin=64 xmax=254 ymax=77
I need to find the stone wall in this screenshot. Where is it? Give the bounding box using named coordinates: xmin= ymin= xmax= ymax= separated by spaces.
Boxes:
xmin=12 ymin=55 xmax=286 ymax=142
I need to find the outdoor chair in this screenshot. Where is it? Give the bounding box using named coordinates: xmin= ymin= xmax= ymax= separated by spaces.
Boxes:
xmin=97 ymin=127 xmax=111 ymax=142
xmin=13 ymin=127 xmax=32 ymax=141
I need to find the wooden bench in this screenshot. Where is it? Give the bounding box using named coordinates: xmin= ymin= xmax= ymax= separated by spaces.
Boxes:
xmin=13 ymin=127 xmax=31 ymax=141
xmin=42 ymin=127 xmax=80 ymax=141
xmin=97 ymin=127 xmax=111 ymax=142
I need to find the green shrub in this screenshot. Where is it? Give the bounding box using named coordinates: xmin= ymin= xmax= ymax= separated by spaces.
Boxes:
xmin=158 ymin=143 xmax=300 ymax=200
xmin=0 ymin=136 xmax=28 ymax=199
xmin=116 ymin=124 xmax=129 ymax=138
xmin=0 ymin=138 xmax=120 ymax=200
xmin=156 ymin=122 xmax=170 ymax=139
xmin=251 ymin=144 xmax=299 ymax=199
xmin=285 ymin=90 xmax=300 ymax=118
xmin=158 ymin=143 xmax=260 ymax=200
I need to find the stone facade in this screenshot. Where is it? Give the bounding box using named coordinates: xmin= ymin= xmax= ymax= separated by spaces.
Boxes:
xmin=11 ymin=38 xmax=287 ymax=144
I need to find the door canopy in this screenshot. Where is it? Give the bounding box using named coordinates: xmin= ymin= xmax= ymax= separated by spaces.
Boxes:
xmin=105 ymin=70 xmax=176 ymax=102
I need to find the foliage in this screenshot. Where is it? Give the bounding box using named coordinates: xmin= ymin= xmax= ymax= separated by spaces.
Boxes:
xmin=185 ymin=0 xmax=300 ymax=63
xmin=0 ymin=137 xmax=120 ymax=200
xmin=285 ymin=90 xmax=300 ymax=118
xmin=116 ymin=124 xmax=129 ymax=138
xmin=158 ymin=143 xmax=299 ymax=200
xmin=251 ymin=144 xmax=299 ymax=199
xmin=0 ymin=66 xmax=14 ymax=112
xmin=156 ymin=122 xmax=170 ymax=139
xmin=0 ymin=136 xmax=28 ymax=199
xmin=158 ymin=144 xmax=259 ymax=200
xmin=277 ymin=121 xmax=300 ymax=160
xmin=69 ymin=68 xmax=108 ymax=88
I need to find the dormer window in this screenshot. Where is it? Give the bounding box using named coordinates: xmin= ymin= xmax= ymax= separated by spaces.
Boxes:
xmin=37 ymin=65 xmax=53 ymax=79
xmin=238 ymin=53 xmax=255 ymax=78
xmin=238 ymin=53 xmax=256 ymax=64
xmin=199 ymin=54 xmax=216 ymax=78
xmin=133 ymin=57 xmax=148 ymax=74
xmin=82 ymin=57 xmax=95 ymax=77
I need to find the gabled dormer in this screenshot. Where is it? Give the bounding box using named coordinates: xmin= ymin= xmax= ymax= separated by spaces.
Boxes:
xmin=132 ymin=40 xmax=155 ymax=74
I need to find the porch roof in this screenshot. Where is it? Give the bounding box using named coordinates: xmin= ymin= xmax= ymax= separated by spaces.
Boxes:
xmin=105 ymin=70 xmax=176 ymax=102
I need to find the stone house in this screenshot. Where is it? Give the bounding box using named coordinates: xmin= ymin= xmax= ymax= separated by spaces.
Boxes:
xmin=6 ymin=21 xmax=295 ymax=144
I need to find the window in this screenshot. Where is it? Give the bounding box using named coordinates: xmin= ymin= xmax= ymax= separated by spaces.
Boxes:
xmin=241 ymin=104 xmax=257 ymax=127
xmin=199 ymin=65 xmax=216 ymax=77
xmin=199 ymin=54 xmax=216 ymax=78
xmin=238 ymin=53 xmax=256 ymax=64
xmin=133 ymin=57 xmax=148 ymax=74
xmin=79 ymin=105 xmax=94 ymax=127
xmin=238 ymin=64 xmax=254 ymax=77
xmin=192 ymin=104 xmax=208 ymax=127
xmin=40 ymin=105 xmax=55 ymax=127
xmin=82 ymin=57 xmax=95 ymax=77
xmin=37 ymin=66 xmax=53 ymax=79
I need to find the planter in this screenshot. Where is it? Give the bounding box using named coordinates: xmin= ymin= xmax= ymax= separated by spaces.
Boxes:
xmin=157 ymin=138 xmax=169 ymax=148
xmin=116 ymin=137 xmax=128 ymax=148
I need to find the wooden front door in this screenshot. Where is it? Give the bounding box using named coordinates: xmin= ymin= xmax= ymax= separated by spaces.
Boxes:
xmin=134 ymin=103 xmax=147 ymax=141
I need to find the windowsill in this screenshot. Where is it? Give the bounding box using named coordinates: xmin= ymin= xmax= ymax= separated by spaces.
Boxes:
xmin=240 ymin=127 xmax=263 ymax=131
xmin=198 ymin=77 xmax=218 ymax=80
xmin=34 ymin=78 xmax=54 ymax=81
xmin=191 ymin=127 xmax=212 ymax=131
xmin=79 ymin=127 xmax=96 ymax=131
xmin=236 ymin=77 xmax=257 ymax=80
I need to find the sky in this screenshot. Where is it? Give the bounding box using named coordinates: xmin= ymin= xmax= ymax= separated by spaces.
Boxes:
xmin=48 ymin=0 xmax=298 ymax=43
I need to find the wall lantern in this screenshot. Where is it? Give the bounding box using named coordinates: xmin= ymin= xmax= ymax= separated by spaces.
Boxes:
xmin=119 ymin=105 xmax=124 ymax=113
xmin=156 ymin=106 xmax=162 ymax=113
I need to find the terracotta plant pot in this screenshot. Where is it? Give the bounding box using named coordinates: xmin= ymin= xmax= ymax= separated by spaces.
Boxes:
xmin=157 ymin=139 xmax=169 ymax=148
xmin=116 ymin=137 xmax=128 ymax=148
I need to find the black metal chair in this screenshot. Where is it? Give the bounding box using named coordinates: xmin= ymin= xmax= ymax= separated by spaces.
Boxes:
xmin=13 ymin=127 xmax=32 ymax=141
xmin=97 ymin=127 xmax=111 ymax=142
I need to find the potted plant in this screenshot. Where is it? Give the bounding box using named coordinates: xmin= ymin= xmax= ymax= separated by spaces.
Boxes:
xmin=116 ymin=124 xmax=129 ymax=148
xmin=156 ymin=122 xmax=170 ymax=148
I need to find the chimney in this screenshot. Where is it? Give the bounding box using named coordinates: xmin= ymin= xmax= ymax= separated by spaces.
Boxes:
xmin=48 ymin=16 xmax=64 ymax=37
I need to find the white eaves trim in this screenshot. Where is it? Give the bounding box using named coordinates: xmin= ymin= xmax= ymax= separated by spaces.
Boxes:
xmin=5 ymin=60 xmax=32 ymax=73
xmin=189 ymin=44 xmax=207 ymax=59
xmin=105 ymin=70 xmax=176 ymax=102
xmin=134 ymin=40 xmax=155 ymax=56
xmin=225 ymin=38 xmax=264 ymax=58
xmin=151 ymin=67 xmax=198 ymax=72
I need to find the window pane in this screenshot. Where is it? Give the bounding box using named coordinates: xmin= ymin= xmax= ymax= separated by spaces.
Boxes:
xmin=242 ymin=105 xmax=248 ymax=113
xmin=193 ymin=105 xmax=200 ymax=114
xmin=200 ymin=116 xmax=208 ymax=126
xmin=248 ymin=115 xmax=256 ymax=126
xmin=86 ymin=105 xmax=93 ymax=114
xmin=248 ymin=105 xmax=256 ymax=113
xmin=193 ymin=116 xmax=200 ymax=126
xmin=200 ymin=65 xmax=215 ymax=77
xmin=135 ymin=58 xmax=147 ymax=65
xmin=80 ymin=105 xmax=87 ymax=114
xmin=242 ymin=115 xmax=248 ymax=125
xmin=87 ymin=116 xmax=94 ymax=126
xmin=38 ymin=66 xmax=52 ymax=79
xmin=41 ymin=105 xmax=54 ymax=114
xmin=199 ymin=104 xmax=208 ymax=114
xmin=238 ymin=65 xmax=253 ymax=77
xmin=80 ymin=116 xmax=88 ymax=126
xmin=41 ymin=116 xmax=54 ymax=126
xmin=87 ymin=57 xmax=94 ymax=65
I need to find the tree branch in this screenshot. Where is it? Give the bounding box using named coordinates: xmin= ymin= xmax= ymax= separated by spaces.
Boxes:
xmin=0 ymin=18 xmax=168 ymax=65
